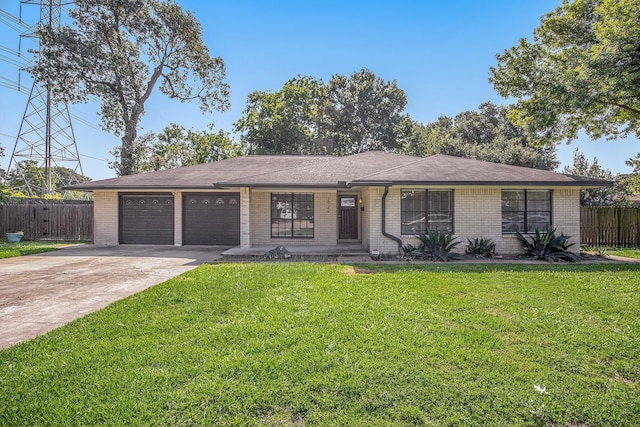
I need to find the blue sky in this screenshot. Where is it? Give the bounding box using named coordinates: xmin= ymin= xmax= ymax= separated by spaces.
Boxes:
xmin=0 ymin=0 xmax=638 ymax=180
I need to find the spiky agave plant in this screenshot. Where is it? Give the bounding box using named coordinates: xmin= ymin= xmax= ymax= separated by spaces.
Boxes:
xmin=415 ymin=230 xmax=462 ymax=262
xmin=465 ymin=237 xmax=496 ymax=258
xmin=515 ymin=228 xmax=579 ymax=263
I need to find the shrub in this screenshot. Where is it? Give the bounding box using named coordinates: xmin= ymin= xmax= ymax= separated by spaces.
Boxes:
xmin=465 ymin=237 xmax=496 ymax=258
xmin=401 ymin=243 xmax=421 ymax=261
xmin=516 ymin=228 xmax=579 ymax=263
xmin=410 ymin=231 xmax=462 ymax=262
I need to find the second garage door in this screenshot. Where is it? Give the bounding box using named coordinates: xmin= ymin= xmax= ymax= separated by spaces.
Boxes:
xmin=183 ymin=192 xmax=240 ymax=245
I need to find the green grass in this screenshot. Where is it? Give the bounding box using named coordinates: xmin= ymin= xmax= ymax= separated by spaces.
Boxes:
xmin=0 ymin=241 xmax=71 ymax=259
xmin=582 ymin=247 xmax=640 ymax=260
xmin=1 ymin=263 xmax=638 ymax=426
xmin=606 ymin=248 xmax=640 ymax=259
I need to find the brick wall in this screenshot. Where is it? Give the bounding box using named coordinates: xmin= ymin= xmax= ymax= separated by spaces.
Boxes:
xmin=173 ymin=192 xmax=183 ymax=246
xmin=250 ymin=190 xmax=338 ymax=246
xmin=455 ymin=188 xmax=506 ymax=253
xmin=240 ymin=188 xmax=251 ymax=248
xmin=94 ymin=186 xmax=582 ymax=253
xmin=93 ymin=190 xmax=119 ymax=245
xmin=552 ymin=188 xmax=581 ymax=252
xmin=360 ymin=187 xmax=373 ymax=251
xmin=363 ymin=186 xmax=582 ymax=257
xmin=364 ymin=186 xmax=404 ymax=256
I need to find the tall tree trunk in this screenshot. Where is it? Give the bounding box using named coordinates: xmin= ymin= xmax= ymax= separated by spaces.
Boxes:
xmin=120 ymin=123 xmax=138 ymax=176
xmin=119 ymin=102 xmax=144 ymax=176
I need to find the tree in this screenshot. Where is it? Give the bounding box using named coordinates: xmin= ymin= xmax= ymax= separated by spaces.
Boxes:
xmin=234 ymin=76 xmax=326 ymax=155
xmin=325 ymin=69 xmax=409 ymax=155
xmin=490 ymin=0 xmax=640 ymax=144
xmin=109 ymin=124 xmax=241 ymax=175
xmin=402 ymin=116 xmax=456 ymax=157
xmin=618 ymin=153 xmax=640 ymax=197
xmin=0 ymin=145 xmax=9 ymax=202
xmin=402 ymin=102 xmax=559 ymax=170
xmin=3 ymin=161 xmax=91 ymax=198
xmin=563 ymin=148 xmax=628 ymax=206
xmin=234 ymin=69 xmax=410 ymax=155
xmin=33 ymin=0 xmax=229 ymax=176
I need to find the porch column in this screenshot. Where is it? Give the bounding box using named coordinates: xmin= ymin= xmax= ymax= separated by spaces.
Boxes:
xmin=173 ymin=191 xmax=182 ymax=246
xmin=240 ymin=187 xmax=251 ymax=248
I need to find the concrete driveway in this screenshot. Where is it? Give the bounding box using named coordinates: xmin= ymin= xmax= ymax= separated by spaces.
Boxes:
xmin=0 ymin=245 xmax=226 ymax=350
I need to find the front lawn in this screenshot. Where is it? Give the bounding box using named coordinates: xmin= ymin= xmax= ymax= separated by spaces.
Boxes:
xmin=581 ymin=247 xmax=640 ymax=260
xmin=606 ymin=248 xmax=640 ymax=260
xmin=0 ymin=241 xmax=71 ymax=259
xmin=1 ymin=263 xmax=638 ymax=426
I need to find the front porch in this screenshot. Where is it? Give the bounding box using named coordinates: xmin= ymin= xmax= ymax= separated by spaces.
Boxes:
xmin=221 ymin=243 xmax=369 ymax=262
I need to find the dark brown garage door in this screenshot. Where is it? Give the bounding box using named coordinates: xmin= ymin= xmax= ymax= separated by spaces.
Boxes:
xmin=183 ymin=192 xmax=240 ymax=245
xmin=119 ymin=193 xmax=174 ymax=244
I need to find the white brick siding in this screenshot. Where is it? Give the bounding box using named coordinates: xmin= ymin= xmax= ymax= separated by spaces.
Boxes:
xmin=249 ymin=189 xmax=338 ymax=246
xmin=240 ymin=187 xmax=251 ymax=248
xmin=93 ymin=190 xmax=119 ymax=245
xmin=552 ymin=188 xmax=581 ymax=252
xmin=173 ymin=192 xmax=182 ymax=246
xmin=94 ymin=185 xmax=582 ymax=254
xmin=362 ymin=186 xmax=582 ymax=257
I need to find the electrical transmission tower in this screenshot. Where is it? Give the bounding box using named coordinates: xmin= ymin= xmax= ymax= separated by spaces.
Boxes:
xmin=8 ymin=0 xmax=84 ymax=197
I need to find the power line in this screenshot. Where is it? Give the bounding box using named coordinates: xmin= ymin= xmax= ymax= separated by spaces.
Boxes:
xmin=0 ymin=75 xmax=30 ymax=94
xmin=8 ymin=0 xmax=85 ymax=197
xmin=0 ymin=9 xmax=33 ymax=32
xmin=0 ymin=51 xmax=31 ymax=68
xmin=0 ymin=45 xmax=25 ymax=58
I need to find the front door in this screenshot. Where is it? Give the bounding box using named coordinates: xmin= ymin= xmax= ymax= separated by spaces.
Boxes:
xmin=339 ymin=195 xmax=358 ymax=240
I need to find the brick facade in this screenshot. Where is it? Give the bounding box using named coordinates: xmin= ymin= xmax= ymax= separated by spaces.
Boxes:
xmin=360 ymin=186 xmax=582 ymax=257
xmin=92 ymin=186 xmax=582 ymax=256
xmin=249 ymin=189 xmax=338 ymax=246
xmin=93 ymin=190 xmax=119 ymax=246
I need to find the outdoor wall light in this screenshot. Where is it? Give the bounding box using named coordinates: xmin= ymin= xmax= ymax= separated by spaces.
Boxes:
xmin=359 ymin=197 xmax=364 ymax=211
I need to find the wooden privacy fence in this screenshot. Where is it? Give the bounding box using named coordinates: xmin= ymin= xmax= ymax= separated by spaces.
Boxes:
xmin=581 ymin=206 xmax=640 ymax=247
xmin=0 ymin=199 xmax=93 ymax=241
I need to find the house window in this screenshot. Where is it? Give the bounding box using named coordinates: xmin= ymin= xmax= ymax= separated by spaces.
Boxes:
xmin=271 ymin=193 xmax=314 ymax=238
xmin=501 ymin=190 xmax=551 ymax=233
xmin=401 ymin=190 xmax=453 ymax=235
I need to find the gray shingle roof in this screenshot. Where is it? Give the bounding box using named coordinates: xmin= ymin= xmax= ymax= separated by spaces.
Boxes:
xmin=67 ymin=152 xmax=610 ymax=190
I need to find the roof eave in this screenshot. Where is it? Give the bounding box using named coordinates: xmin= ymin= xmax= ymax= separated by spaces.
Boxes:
xmin=352 ymin=180 xmax=612 ymax=188
xmin=65 ymin=178 xmax=613 ymax=191
xmin=212 ymin=182 xmax=352 ymax=189
xmin=64 ymin=184 xmax=218 ymax=191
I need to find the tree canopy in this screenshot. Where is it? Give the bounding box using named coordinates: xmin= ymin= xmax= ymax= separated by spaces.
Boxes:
xmin=234 ymin=69 xmax=409 ymax=155
xmin=619 ymin=153 xmax=640 ymax=198
xmin=563 ymin=148 xmax=631 ymax=206
xmin=109 ymin=124 xmax=241 ymax=176
xmin=490 ymin=0 xmax=640 ymax=144
xmin=324 ymin=69 xmax=409 ymax=155
xmin=402 ymin=102 xmax=559 ymax=170
xmin=233 ymin=76 xmax=326 ymax=155
xmin=32 ymin=0 xmax=229 ymax=176
xmin=2 ymin=160 xmax=91 ymax=199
